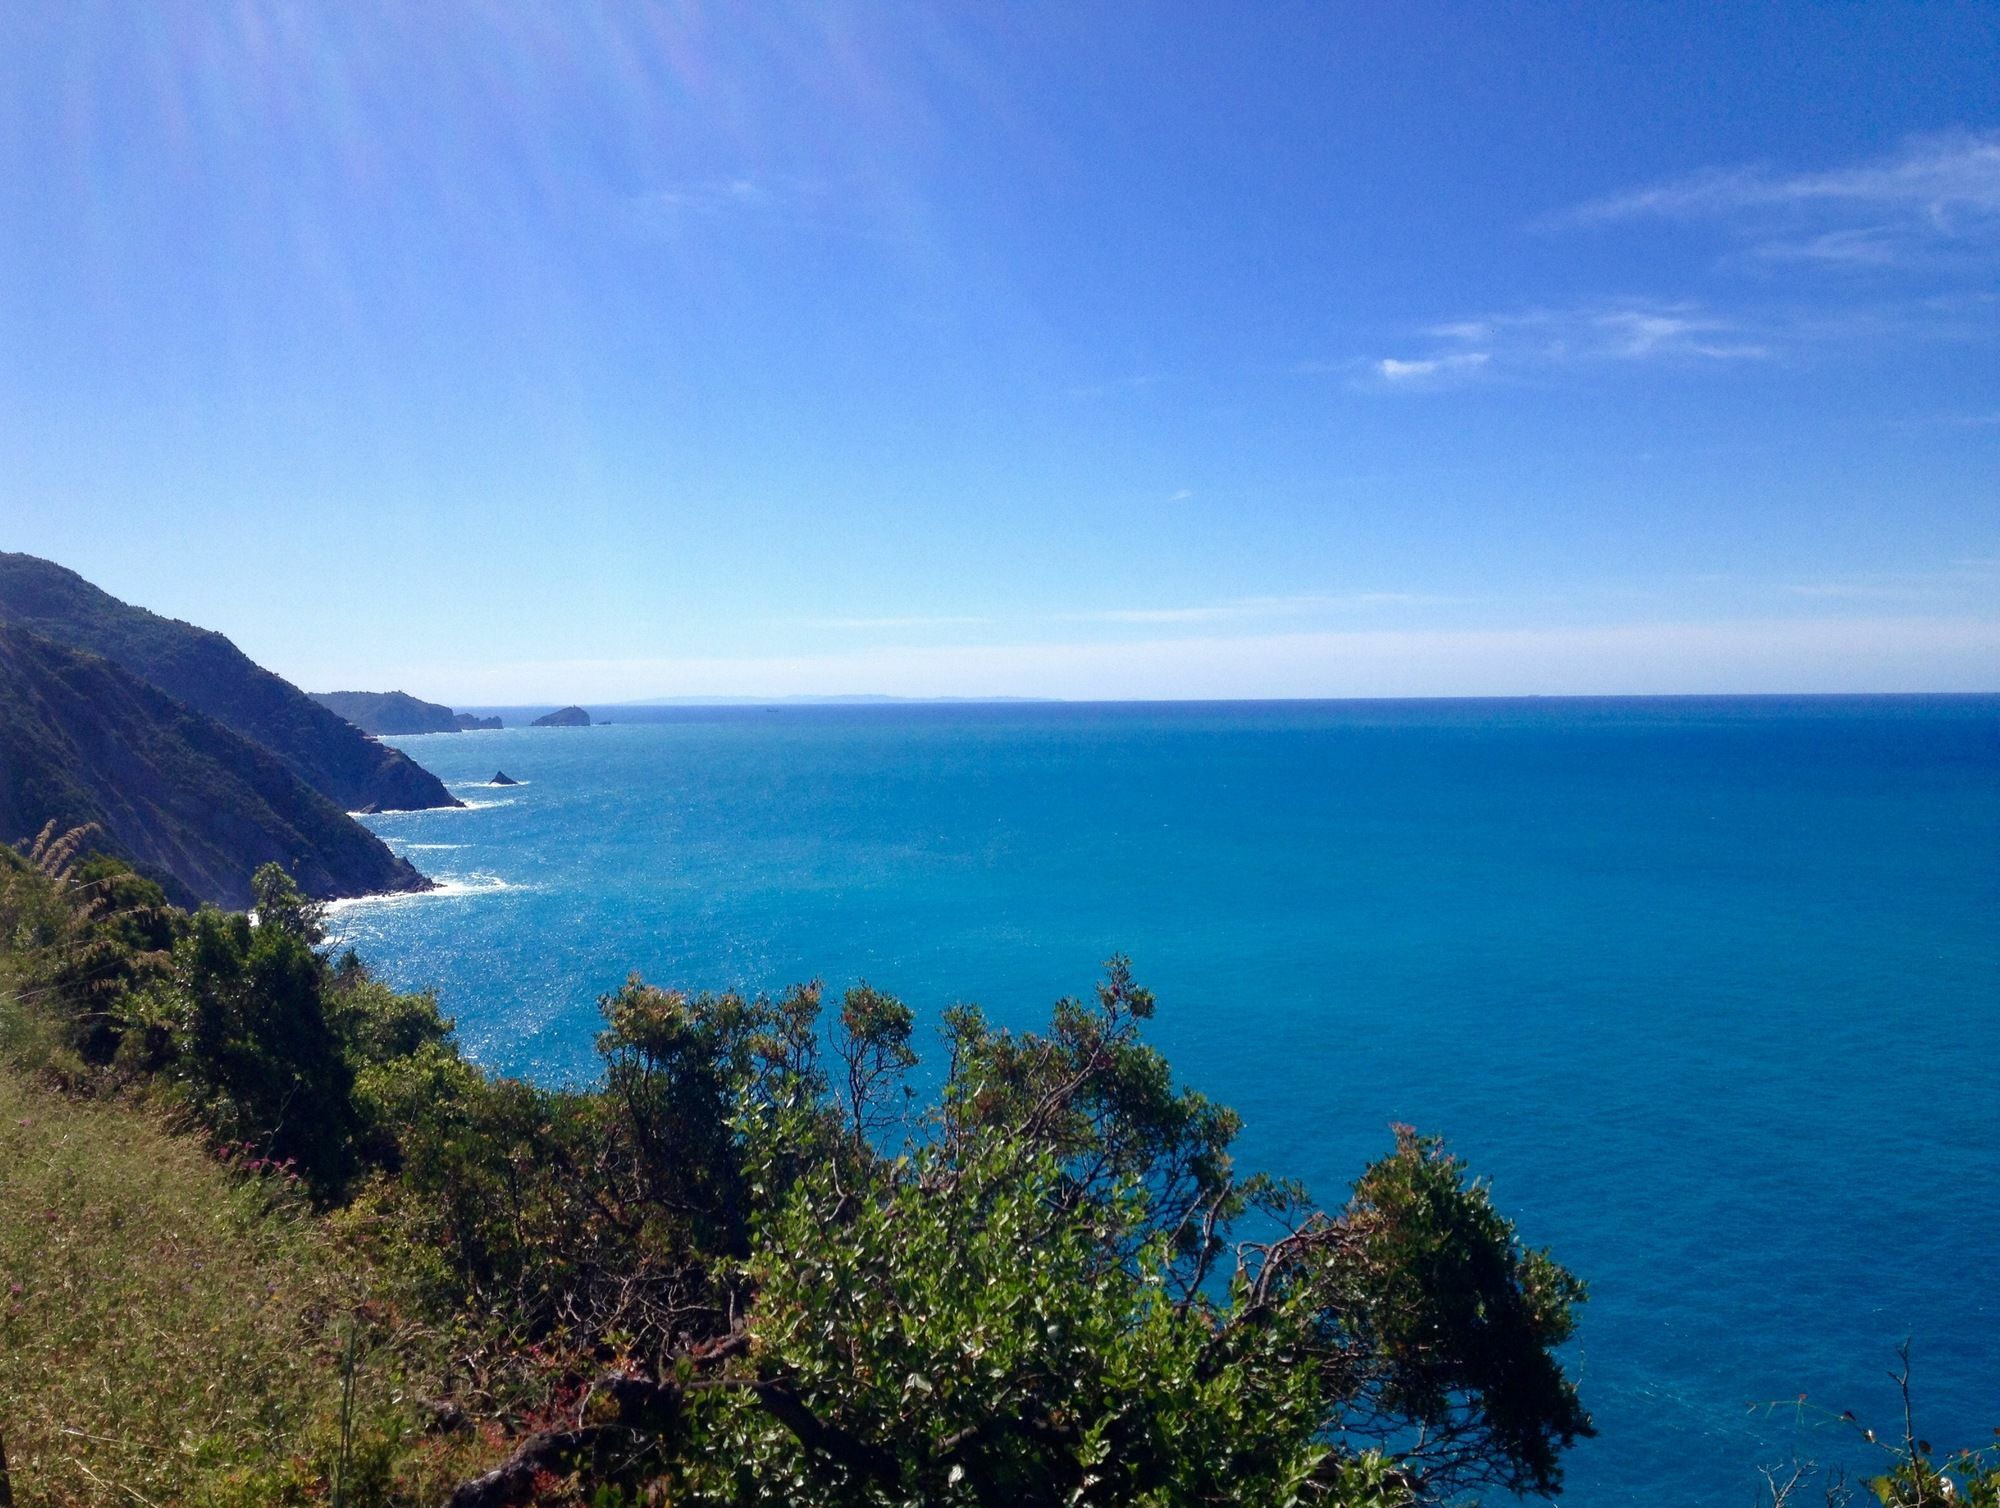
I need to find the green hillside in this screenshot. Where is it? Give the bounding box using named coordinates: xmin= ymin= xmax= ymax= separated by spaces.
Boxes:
xmin=0 ymin=625 xmax=429 ymax=907
xmin=0 ymin=554 xmax=459 ymax=813
xmin=313 ymin=689 xmax=462 ymax=735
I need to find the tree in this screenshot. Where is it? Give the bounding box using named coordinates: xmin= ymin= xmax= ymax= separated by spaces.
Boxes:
xmin=445 ymin=959 xmax=1591 ymax=1505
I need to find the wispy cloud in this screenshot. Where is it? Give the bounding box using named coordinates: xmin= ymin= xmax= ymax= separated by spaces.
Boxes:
xmin=1589 ymin=309 xmax=1767 ymax=359
xmin=1550 ymin=130 xmax=2000 ymax=266
xmin=630 ymin=173 xmax=851 ymax=235
xmin=644 ymin=177 xmax=788 ymax=214
xmin=372 ymin=614 xmax=2000 ymax=703
xmin=1781 ymin=581 xmax=1925 ymax=601
xmin=1374 ymin=351 xmax=1491 ymax=385
xmin=1355 ymin=299 xmax=1767 ymax=390
xmin=784 ymin=597 xmax=1444 ymax=635
xmin=1560 ymin=131 xmax=2000 ymax=223
xmin=801 ymin=614 xmax=993 ymax=631
xmin=1076 ymin=593 xmax=1448 ymax=624
xmin=1779 ymin=558 xmax=2000 ymax=603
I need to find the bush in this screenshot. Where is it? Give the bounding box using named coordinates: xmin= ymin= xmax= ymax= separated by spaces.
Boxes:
xmin=2 ymin=840 xmax=1594 ymax=1504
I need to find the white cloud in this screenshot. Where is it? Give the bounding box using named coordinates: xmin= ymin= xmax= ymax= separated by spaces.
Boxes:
xmin=1751 ymin=225 xmax=1908 ymax=266
xmin=1591 ymin=309 xmax=1768 ymax=360
xmin=1551 ymin=131 xmax=2000 ymax=266
xmin=1077 ymin=593 xmax=1448 ymax=624
xmin=1781 ymin=581 xmax=1922 ymax=601
xmin=801 ymin=614 xmax=993 ymax=631
xmin=1358 ymin=301 xmax=1766 ymax=389
xmin=1375 ymin=352 xmax=1491 ymax=383
xmin=1780 ymin=559 xmax=2000 ymax=602
xmin=365 ymin=616 xmax=2000 ymax=703
xmin=629 ymin=173 xmax=850 ymax=235
xmin=1427 ymin=319 xmax=1498 ymax=343
xmin=1560 ymin=131 xmax=2000 ymax=225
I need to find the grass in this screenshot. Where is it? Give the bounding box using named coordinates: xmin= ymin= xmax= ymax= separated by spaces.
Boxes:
xmin=0 ymin=1050 xmax=482 ymax=1507
xmin=0 ymin=1059 xmax=346 ymax=1504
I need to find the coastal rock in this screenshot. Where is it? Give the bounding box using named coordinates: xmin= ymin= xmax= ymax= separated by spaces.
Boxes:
xmin=531 ymin=705 xmax=591 ymax=728
xmin=455 ymin=712 xmax=503 ymax=730
xmin=489 ymin=770 xmax=519 ymax=786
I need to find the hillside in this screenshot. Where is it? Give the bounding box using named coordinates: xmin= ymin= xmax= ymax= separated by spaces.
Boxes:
xmin=0 ymin=1063 xmax=467 ymax=1506
xmin=0 ymin=554 xmax=459 ymax=812
xmin=0 ymin=625 xmax=430 ymax=906
xmin=312 ymin=688 xmax=461 ymax=735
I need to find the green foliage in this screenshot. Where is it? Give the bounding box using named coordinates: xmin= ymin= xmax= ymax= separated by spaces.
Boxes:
xmin=1322 ymin=1128 xmax=1591 ymax=1496
xmin=0 ymin=1064 xmax=479 ymax=1508
xmin=0 ymin=845 xmax=1595 ymax=1505
xmin=676 ymin=1140 xmax=1339 ymax=1506
xmin=252 ymin=859 xmax=328 ymax=947
xmin=168 ymin=900 xmax=362 ymax=1194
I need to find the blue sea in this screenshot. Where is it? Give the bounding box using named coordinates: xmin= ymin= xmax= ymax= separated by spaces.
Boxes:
xmin=336 ymin=696 xmax=1999 ymax=1506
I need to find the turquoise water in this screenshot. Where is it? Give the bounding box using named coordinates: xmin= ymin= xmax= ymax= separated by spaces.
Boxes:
xmin=339 ymin=697 xmax=1999 ymax=1505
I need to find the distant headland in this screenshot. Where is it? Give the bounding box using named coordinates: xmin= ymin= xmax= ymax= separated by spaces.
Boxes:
xmin=310 ymin=689 xmax=504 ymax=735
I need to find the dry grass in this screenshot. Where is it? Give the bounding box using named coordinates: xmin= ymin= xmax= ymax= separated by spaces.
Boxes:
xmin=0 ymin=1059 xmax=408 ymax=1506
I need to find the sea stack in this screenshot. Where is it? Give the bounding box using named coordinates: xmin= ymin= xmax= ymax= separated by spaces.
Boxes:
xmin=532 ymin=705 xmax=591 ymax=727
xmin=490 ymin=770 xmax=520 ymax=786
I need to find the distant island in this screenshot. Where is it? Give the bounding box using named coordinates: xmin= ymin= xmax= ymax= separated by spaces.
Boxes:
xmin=532 ymin=704 xmax=591 ymax=727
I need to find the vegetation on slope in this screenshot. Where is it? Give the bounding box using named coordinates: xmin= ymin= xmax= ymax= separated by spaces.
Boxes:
xmin=0 ymin=553 xmax=460 ymax=813
xmin=0 ymin=1065 xmax=481 ymax=1507
xmin=313 ymin=691 xmax=464 ymax=736
xmin=0 ymin=627 xmax=430 ymax=907
xmin=0 ymin=831 xmax=1985 ymax=1506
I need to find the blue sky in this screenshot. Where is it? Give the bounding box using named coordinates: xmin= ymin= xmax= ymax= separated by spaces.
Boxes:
xmin=2 ymin=2 xmax=1995 ymax=699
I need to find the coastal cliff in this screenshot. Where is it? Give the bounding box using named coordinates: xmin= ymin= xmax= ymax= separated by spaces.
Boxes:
xmin=312 ymin=689 xmax=462 ymax=735
xmin=0 ymin=554 xmax=461 ymax=813
xmin=0 ymin=625 xmax=430 ymax=907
